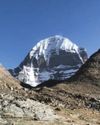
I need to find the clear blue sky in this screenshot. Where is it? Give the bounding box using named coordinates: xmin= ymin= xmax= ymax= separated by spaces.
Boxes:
xmin=0 ymin=0 xmax=100 ymax=68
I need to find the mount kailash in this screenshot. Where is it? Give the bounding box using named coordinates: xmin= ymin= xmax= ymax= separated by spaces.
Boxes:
xmin=10 ymin=35 xmax=88 ymax=87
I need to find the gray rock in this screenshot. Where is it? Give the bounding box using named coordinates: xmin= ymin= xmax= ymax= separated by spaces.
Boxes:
xmin=0 ymin=116 xmax=7 ymax=124
xmin=2 ymin=100 xmax=9 ymax=107
xmin=3 ymin=104 xmax=24 ymax=117
xmin=14 ymin=99 xmax=58 ymax=120
xmin=1 ymin=97 xmax=58 ymax=121
xmin=34 ymin=106 xmax=57 ymax=121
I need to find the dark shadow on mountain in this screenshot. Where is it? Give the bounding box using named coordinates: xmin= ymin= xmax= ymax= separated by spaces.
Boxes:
xmin=20 ymin=82 xmax=34 ymax=89
xmin=20 ymin=79 xmax=65 ymax=89
xmin=37 ymin=79 xmax=64 ymax=87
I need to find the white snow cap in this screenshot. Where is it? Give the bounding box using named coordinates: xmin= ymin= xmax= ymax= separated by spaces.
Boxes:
xmin=30 ymin=35 xmax=79 ymax=61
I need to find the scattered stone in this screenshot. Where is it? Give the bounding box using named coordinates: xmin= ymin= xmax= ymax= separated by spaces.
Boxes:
xmin=0 ymin=116 xmax=7 ymax=124
xmin=3 ymin=104 xmax=24 ymax=118
xmin=55 ymin=107 xmax=61 ymax=111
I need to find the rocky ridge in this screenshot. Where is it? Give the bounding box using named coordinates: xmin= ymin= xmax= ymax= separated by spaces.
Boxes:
xmin=69 ymin=49 xmax=100 ymax=85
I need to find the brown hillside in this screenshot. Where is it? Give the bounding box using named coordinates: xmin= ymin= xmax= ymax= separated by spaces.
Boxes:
xmin=0 ymin=65 xmax=22 ymax=92
xmin=69 ymin=49 xmax=100 ymax=85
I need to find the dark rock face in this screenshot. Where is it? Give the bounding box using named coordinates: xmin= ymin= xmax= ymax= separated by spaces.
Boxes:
xmin=9 ymin=36 xmax=88 ymax=87
xmin=79 ymin=48 xmax=88 ymax=62
xmin=70 ymin=49 xmax=100 ymax=85
xmin=49 ymin=50 xmax=83 ymax=68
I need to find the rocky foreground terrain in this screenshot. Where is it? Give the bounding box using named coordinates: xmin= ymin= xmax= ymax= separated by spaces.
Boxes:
xmin=0 ymin=49 xmax=100 ymax=125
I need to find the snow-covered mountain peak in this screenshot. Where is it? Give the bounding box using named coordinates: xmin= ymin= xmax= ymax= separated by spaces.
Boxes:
xmin=30 ymin=35 xmax=79 ymax=61
xmin=32 ymin=35 xmax=78 ymax=51
xmin=10 ymin=35 xmax=88 ymax=87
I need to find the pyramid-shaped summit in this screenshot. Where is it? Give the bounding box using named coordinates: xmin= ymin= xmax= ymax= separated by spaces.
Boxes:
xmin=10 ymin=35 xmax=88 ymax=87
xmin=70 ymin=49 xmax=100 ymax=85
